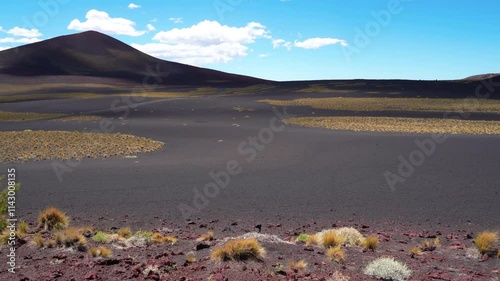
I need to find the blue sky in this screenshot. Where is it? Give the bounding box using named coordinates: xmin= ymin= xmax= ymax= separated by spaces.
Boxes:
xmin=0 ymin=0 xmax=499 ymax=81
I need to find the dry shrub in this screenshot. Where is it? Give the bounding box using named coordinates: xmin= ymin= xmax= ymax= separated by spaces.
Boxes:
xmin=56 ymin=227 xmax=87 ymax=250
xmin=409 ymin=246 xmax=422 ymax=257
xmin=288 ymin=259 xmax=308 ymax=271
xmin=99 ymin=246 xmax=112 ymax=257
xmin=306 ymin=234 xmax=319 ymax=245
xmin=38 ymin=207 xmax=69 ymax=230
xmin=326 ymin=246 xmax=345 ymax=263
xmin=151 ymin=232 xmax=177 ymax=244
xmin=210 ymin=238 xmax=265 ymax=262
xmin=322 ymin=231 xmax=346 ymax=248
xmin=117 ymin=227 xmax=132 ymax=239
xmin=197 ymin=231 xmax=215 ymax=242
xmin=33 ymin=233 xmax=44 ymax=248
xmin=474 ymin=231 xmax=498 ymax=254
xmin=361 ymin=235 xmax=379 ymax=251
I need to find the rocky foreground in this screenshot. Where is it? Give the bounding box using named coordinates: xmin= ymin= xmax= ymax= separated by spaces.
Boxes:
xmin=2 ymin=215 xmax=499 ymax=281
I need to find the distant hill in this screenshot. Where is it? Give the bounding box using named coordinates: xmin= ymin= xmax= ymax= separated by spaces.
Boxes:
xmin=462 ymin=73 xmax=500 ymax=81
xmin=0 ymin=31 xmax=264 ymax=85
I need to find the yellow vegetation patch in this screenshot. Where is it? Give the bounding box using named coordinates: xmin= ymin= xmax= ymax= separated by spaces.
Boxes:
xmin=38 ymin=207 xmax=69 ymax=231
xmin=197 ymin=231 xmax=215 ymax=242
xmin=474 ymin=231 xmax=498 ymax=254
xmin=260 ymin=97 xmax=500 ymax=113
xmin=296 ymin=84 xmax=357 ymax=94
xmin=0 ymin=130 xmax=164 ymax=162
xmin=0 ymin=93 xmax=104 ymax=103
xmin=326 ymin=246 xmax=345 ymax=263
xmin=0 ymin=111 xmax=66 ymax=122
xmin=361 ymin=235 xmax=379 ymax=251
xmin=55 ymin=115 xmax=102 ymax=122
xmin=288 ymin=259 xmax=308 ymax=271
xmin=285 ymin=116 xmax=500 ymax=135
xmin=210 ymin=238 xmax=265 ymax=262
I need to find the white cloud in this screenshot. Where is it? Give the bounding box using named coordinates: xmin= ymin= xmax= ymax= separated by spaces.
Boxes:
xmin=67 ymin=9 xmax=146 ymax=36
xmin=272 ymin=39 xmax=292 ymax=50
xmin=128 ymin=3 xmax=141 ymax=9
xmin=4 ymin=27 xmax=42 ymax=38
xmin=259 ymin=53 xmax=270 ymax=58
xmin=169 ymin=17 xmax=183 ymax=24
xmin=0 ymin=46 xmax=8 ymax=51
xmin=0 ymin=37 xmax=41 ymax=44
xmin=294 ymin=37 xmax=347 ymax=49
xmin=147 ymin=24 xmax=155 ymax=31
xmin=153 ymin=20 xmax=269 ymax=45
xmin=132 ymin=20 xmax=270 ymax=65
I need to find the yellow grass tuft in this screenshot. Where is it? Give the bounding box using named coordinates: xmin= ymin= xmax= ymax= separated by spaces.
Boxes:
xmin=185 ymin=252 xmax=197 ymax=263
xmin=38 ymin=207 xmax=69 ymax=231
xmin=322 ymin=231 xmax=346 ymax=248
xmin=409 ymin=245 xmax=423 ymax=256
xmin=151 ymin=232 xmax=177 ymax=244
xmin=197 ymin=231 xmax=215 ymax=242
xmin=18 ymin=221 xmax=29 ymax=235
xmin=57 ymin=227 xmax=87 ymax=249
xmin=326 ymin=246 xmax=345 ymax=263
xmin=89 ymin=247 xmax=100 ymax=257
xmin=497 ymin=249 xmax=500 ymax=259
xmin=288 ymin=259 xmax=308 ymax=271
xmin=117 ymin=227 xmax=132 ymax=239
xmin=474 ymin=231 xmax=498 ymax=254
xmin=306 ymin=234 xmax=319 ymax=246
xmin=32 ymin=233 xmax=44 ymax=248
xmin=99 ymin=246 xmax=112 ymax=257
xmin=361 ymin=235 xmax=379 ymax=251
xmin=210 ymin=238 xmax=266 ymax=262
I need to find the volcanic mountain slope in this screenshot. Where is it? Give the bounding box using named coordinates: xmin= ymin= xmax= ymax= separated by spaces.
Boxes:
xmin=0 ymin=30 xmax=264 ymax=85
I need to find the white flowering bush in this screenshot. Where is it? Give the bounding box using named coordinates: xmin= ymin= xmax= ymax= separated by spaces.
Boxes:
xmin=363 ymin=257 xmax=412 ymax=281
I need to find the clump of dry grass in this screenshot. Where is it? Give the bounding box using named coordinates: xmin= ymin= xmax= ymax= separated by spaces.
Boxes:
xmin=185 ymin=252 xmax=197 ymax=263
xmin=306 ymin=234 xmax=319 ymax=246
xmin=311 ymin=227 xmax=364 ymax=248
xmin=288 ymin=259 xmax=308 ymax=271
xmin=38 ymin=207 xmax=69 ymax=231
xmin=32 ymin=233 xmax=44 ymax=248
xmin=151 ymin=232 xmax=177 ymax=244
xmin=322 ymin=231 xmax=346 ymax=248
xmin=361 ymin=235 xmax=379 ymax=251
xmin=197 ymin=231 xmax=215 ymax=242
xmin=326 ymin=246 xmax=345 ymax=263
xmin=409 ymin=246 xmax=423 ymax=257
xmin=497 ymin=249 xmax=500 ymax=259
xmin=474 ymin=231 xmax=498 ymax=254
xmin=210 ymin=238 xmax=266 ymax=262
xmin=99 ymin=246 xmax=112 ymax=257
xmin=117 ymin=227 xmax=132 ymax=239
xmin=89 ymin=246 xmax=112 ymax=257
xmin=421 ymin=237 xmax=440 ymax=251
xmin=18 ymin=221 xmax=29 ymax=235
xmin=89 ymin=247 xmax=100 ymax=257
xmin=56 ymin=227 xmax=87 ymax=250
